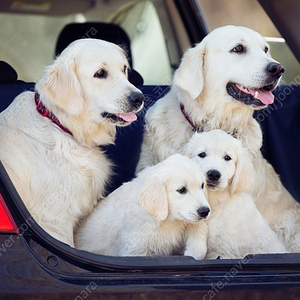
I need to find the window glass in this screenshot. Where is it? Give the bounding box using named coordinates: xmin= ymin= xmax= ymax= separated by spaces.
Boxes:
xmin=198 ymin=0 xmax=300 ymax=85
xmin=0 ymin=13 xmax=83 ymax=82
xmin=0 ymin=1 xmax=173 ymax=85
xmin=111 ymin=1 xmax=173 ymax=85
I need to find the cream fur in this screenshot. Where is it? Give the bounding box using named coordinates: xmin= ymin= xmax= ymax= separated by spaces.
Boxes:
xmin=75 ymin=154 xmax=210 ymax=259
xmin=137 ymin=25 xmax=300 ymax=252
xmin=0 ymin=38 xmax=144 ymax=246
xmin=183 ymin=130 xmax=287 ymax=258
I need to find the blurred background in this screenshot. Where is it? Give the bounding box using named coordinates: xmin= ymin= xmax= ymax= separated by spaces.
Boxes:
xmin=0 ymin=0 xmax=298 ymax=85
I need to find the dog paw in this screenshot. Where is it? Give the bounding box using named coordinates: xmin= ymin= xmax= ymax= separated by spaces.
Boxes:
xmin=184 ymin=247 xmax=206 ymax=260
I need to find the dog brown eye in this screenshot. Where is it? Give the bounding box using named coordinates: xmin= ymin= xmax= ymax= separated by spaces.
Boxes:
xmin=264 ymin=46 xmax=269 ymax=53
xmin=232 ymin=44 xmax=245 ymax=53
xmin=177 ymin=186 xmax=187 ymax=194
xmin=94 ymin=69 xmax=108 ymax=79
xmin=201 ymin=182 xmax=204 ymax=189
xmin=123 ymin=65 xmax=127 ymax=74
xmin=198 ymin=152 xmax=206 ymax=158
xmin=224 ymin=155 xmax=232 ymax=161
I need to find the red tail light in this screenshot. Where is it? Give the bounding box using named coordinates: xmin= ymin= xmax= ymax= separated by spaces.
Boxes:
xmin=0 ymin=193 xmax=19 ymax=234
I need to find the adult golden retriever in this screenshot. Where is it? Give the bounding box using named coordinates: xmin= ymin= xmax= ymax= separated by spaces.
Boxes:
xmin=75 ymin=154 xmax=210 ymax=259
xmin=183 ymin=130 xmax=287 ymax=259
xmin=0 ymin=38 xmax=144 ymax=246
xmin=137 ymin=25 xmax=300 ymax=252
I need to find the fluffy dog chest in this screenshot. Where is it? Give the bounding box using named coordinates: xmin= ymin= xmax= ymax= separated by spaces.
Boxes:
xmin=27 ymin=138 xmax=111 ymax=225
xmin=53 ymin=140 xmax=110 ymax=199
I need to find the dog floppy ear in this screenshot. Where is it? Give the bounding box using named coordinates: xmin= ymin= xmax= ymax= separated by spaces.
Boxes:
xmin=231 ymin=149 xmax=255 ymax=195
xmin=138 ymin=175 xmax=169 ymax=221
xmin=37 ymin=55 xmax=84 ymax=116
xmin=173 ymin=42 xmax=206 ymax=99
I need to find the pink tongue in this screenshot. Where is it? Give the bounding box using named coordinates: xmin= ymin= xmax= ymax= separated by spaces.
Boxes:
xmin=116 ymin=113 xmax=137 ymax=122
xmin=249 ymin=89 xmax=274 ymax=105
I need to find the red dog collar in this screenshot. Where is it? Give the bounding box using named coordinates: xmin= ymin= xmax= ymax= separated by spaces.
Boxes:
xmin=34 ymin=92 xmax=73 ymax=136
xmin=180 ymin=103 xmax=202 ymax=132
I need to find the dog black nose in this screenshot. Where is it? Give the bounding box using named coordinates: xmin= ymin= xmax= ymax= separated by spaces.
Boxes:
xmin=207 ymin=169 xmax=221 ymax=182
xmin=197 ymin=206 xmax=210 ymax=218
xmin=266 ymin=62 xmax=285 ymax=78
xmin=129 ymin=92 xmax=144 ymax=109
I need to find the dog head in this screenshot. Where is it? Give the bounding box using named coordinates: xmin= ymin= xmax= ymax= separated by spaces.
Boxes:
xmin=36 ymin=38 xmax=144 ymax=129
xmin=174 ymin=25 xmax=283 ymax=110
xmin=183 ymin=130 xmax=255 ymax=196
xmin=138 ymin=154 xmax=210 ymax=223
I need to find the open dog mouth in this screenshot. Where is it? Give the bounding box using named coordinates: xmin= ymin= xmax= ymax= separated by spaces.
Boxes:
xmin=101 ymin=111 xmax=138 ymax=124
xmin=226 ymin=82 xmax=277 ymax=107
xmin=101 ymin=92 xmax=145 ymax=125
xmin=206 ymin=181 xmax=219 ymax=189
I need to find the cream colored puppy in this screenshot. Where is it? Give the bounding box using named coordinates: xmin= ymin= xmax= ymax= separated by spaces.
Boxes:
xmin=137 ymin=25 xmax=299 ymax=252
xmin=75 ymin=154 xmax=210 ymax=259
xmin=183 ymin=130 xmax=287 ymax=259
xmin=0 ymin=38 xmax=144 ymax=246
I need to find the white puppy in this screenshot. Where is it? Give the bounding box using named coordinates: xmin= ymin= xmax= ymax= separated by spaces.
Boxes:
xmin=75 ymin=154 xmax=210 ymax=259
xmin=0 ymin=38 xmax=144 ymax=246
xmin=137 ymin=25 xmax=299 ymax=252
xmin=183 ymin=130 xmax=287 ymax=259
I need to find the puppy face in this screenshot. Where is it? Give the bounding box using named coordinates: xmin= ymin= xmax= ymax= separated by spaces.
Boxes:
xmin=183 ymin=130 xmax=254 ymax=195
xmin=174 ymin=25 xmax=283 ymax=110
xmin=37 ymin=38 xmax=144 ymax=126
xmin=166 ymin=172 xmax=210 ymax=223
xmin=138 ymin=154 xmax=210 ymax=223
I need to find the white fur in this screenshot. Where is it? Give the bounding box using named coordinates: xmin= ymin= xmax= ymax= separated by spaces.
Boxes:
xmin=183 ymin=130 xmax=287 ymax=259
xmin=0 ymin=39 xmax=144 ymax=246
xmin=75 ymin=154 xmax=210 ymax=259
xmin=137 ymin=25 xmax=300 ymax=252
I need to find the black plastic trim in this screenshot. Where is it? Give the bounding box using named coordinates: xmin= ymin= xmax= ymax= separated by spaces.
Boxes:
xmin=174 ymin=0 xmax=209 ymax=44
xmin=258 ymin=0 xmax=300 ymax=64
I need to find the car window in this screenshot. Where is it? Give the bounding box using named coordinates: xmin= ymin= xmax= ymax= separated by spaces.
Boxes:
xmin=0 ymin=12 xmax=84 ymax=82
xmin=198 ymin=0 xmax=300 ymax=85
xmin=109 ymin=1 xmax=173 ymax=85
xmin=1 ymin=0 xmax=299 ymax=86
xmin=0 ymin=1 xmax=174 ymax=85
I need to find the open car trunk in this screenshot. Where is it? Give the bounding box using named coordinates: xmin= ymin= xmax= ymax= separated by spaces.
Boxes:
xmin=1 ymin=0 xmax=300 ymax=297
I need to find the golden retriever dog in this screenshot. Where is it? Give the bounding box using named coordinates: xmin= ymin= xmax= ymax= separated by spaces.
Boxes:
xmin=0 ymin=38 xmax=144 ymax=246
xmin=75 ymin=154 xmax=210 ymax=259
xmin=183 ymin=130 xmax=287 ymax=259
xmin=137 ymin=25 xmax=300 ymax=252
